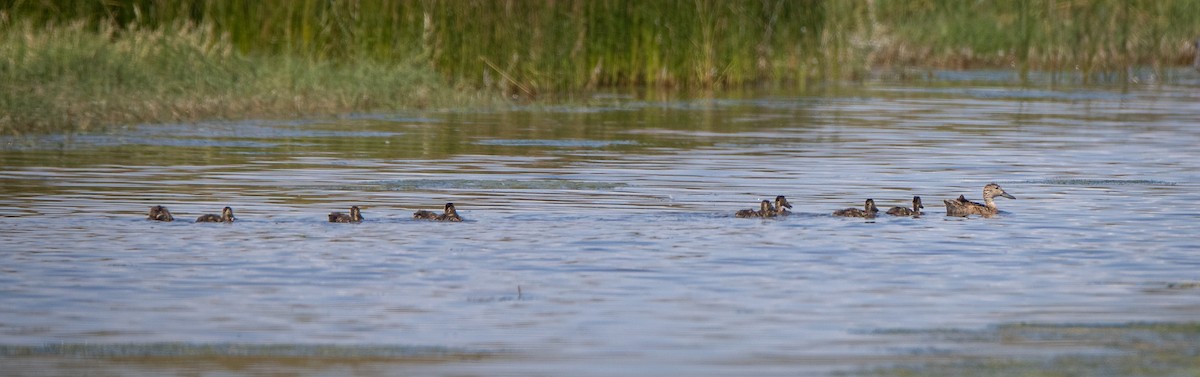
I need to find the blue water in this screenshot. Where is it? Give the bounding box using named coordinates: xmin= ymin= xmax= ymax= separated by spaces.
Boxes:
xmin=2 ymin=80 xmax=1199 ymax=375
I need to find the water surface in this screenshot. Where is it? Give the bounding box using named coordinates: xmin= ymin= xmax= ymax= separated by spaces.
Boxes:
xmin=2 ymin=77 xmax=1200 ymax=376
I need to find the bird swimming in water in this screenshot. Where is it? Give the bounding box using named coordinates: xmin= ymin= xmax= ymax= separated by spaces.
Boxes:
xmin=886 ymin=196 xmax=924 ymax=217
xmin=736 ymin=200 xmax=774 ymax=218
xmin=147 ymin=205 xmax=174 ymax=222
xmin=773 ymin=195 xmax=793 ymax=216
xmin=944 ymin=183 xmax=1015 ymax=217
xmin=196 ymin=206 xmax=235 ymax=223
xmin=329 ymin=206 xmax=364 ymax=223
xmin=414 ymin=202 xmax=463 ymax=222
xmin=833 ymin=199 xmax=879 ymax=218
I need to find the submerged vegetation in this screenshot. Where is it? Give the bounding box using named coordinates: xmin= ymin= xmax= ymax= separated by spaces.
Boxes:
xmin=2 ymin=0 xmax=1199 ymax=134
xmin=861 ymin=322 xmax=1200 ymax=377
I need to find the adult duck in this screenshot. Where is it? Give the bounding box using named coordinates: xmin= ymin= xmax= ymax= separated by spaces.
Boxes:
xmin=196 ymin=206 xmax=236 ymax=223
xmin=833 ymin=199 xmax=878 ymax=218
xmin=329 ymin=206 xmax=364 ymax=223
xmin=944 ymin=183 xmax=1015 ymax=217
xmin=886 ymin=196 xmax=924 ymax=216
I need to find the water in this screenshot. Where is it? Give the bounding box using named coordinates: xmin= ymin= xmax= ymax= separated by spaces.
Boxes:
xmin=3 ymin=77 xmax=1200 ymax=376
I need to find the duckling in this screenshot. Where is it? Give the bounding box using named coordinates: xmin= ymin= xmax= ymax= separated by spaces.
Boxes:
xmin=147 ymin=205 xmax=174 ymax=222
xmin=833 ymin=199 xmax=879 ymax=218
xmin=736 ymin=200 xmax=774 ymax=218
xmin=774 ymin=195 xmax=794 ymax=216
xmin=437 ymin=203 xmax=464 ymax=222
xmin=414 ymin=202 xmax=463 ymax=222
xmin=329 ymin=206 xmax=364 ymax=223
xmin=196 ymin=206 xmax=235 ymax=223
xmin=944 ymin=183 xmax=1015 ymax=217
xmin=413 ymin=208 xmax=439 ymax=220
xmin=886 ymin=196 xmax=924 ymax=216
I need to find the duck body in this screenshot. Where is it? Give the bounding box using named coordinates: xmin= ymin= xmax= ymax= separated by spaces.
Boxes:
xmin=196 ymin=206 xmax=236 ymax=223
xmin=147 ymin=205 xmax=175 ymax=222
xmin=329 ymin=206 xmax=364 ymax=223
xmin=412 ymin=210 xmax=439 ymax=220
xmin=834 ymin=199 xmax=879 ymax=218
xmin=736 ymin=200 xmax=774 ymax=218
xmin=944 ymin=183 xmax=1015 ymax=217
xmin=414 ymin=203 xmax=463 ymax=222
xmin=886 ymin=196 xmax=924 ymax=216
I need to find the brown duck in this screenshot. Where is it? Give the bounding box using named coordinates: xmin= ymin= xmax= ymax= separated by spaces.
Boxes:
xmin=736 ymin=200 xmax=774 ymax=218
xmin=329 ymin=206 xmax=364 ymax=223
xmin=147 ymin=205 xmax=175 ymax=222
xmin=196 ymin=206 xmax=236 ymax=223
xmin=944 ymin=183 xmax=1015 ymax=217
xmin=773 ymin=195 xmax=794 ymax=216
xmin=414 ymin=202 xmax=463 ymax=222
xmin=886 ymin=196 xmax=924 ymax=216
xmin=833 ymin=199 xmax=879 ymax=218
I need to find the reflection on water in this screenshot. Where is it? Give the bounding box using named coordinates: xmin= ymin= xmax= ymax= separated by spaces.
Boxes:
xmin=2 ymin=76 xmax=1200 ymax=375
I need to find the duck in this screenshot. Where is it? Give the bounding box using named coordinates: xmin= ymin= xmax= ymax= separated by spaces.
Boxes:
xmin=773 ymin=195 xmax=793 ymax=216
xmin=735 ymin=200 xmax=774 ymax=218
xmin=196 ymin=206 xmax=236 ymax=223
xmin=833 ymin=199 xmax=879 ymax=218
xmin=886 ymin=196 xmax=924 ymax=216
xmin=414 ymin=202 xmax=463 ymax=222
xmin=944 ymin=183 xmax=1015 ymax=217
xmin=147 ymin=205 xmax=175 ymax=222
xmin=329 ymin=206 xmax=364 ymax=223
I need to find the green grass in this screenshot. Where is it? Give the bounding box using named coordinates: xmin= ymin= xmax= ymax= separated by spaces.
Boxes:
xmin=875 ymin=0 xmax=1200 ymax=76
xmin=0 ymin=20 xmax=501 ymax=135
xmin=2 ymin=0 xmax=1199 ymax=134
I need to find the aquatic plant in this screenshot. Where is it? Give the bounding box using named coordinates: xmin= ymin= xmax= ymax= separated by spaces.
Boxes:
xmin=3 ymin=0 xmax=1199 ymax=134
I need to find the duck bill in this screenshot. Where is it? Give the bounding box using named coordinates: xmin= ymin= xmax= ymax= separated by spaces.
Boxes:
xmin=1001 ymin=192 xmax=1016 ymax=199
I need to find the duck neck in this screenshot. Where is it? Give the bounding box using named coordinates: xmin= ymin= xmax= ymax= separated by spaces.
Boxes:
xmin=983 ymin=194 xmax=997 ymax=210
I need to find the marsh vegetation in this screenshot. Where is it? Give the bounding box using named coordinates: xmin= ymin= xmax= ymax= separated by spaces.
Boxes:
xmin=2 ymin=0 xmax=1199 ymax=133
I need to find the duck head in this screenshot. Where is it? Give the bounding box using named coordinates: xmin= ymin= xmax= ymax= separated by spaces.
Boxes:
xmin=350 ymin=206 xmax=363 ymax=221
xmin=222 ymin=206 xmax=236 ymax=222
xmin=983 ymin=183 xmax=1015 ymax=200
xmin=774 ymin=195 xmax=793 ymax=211
xmin=864 ymin=199 xmax=879 ymax=213
xmin=758 ymin=200 xmax=773 ymax=214
xmin=148 ymin=205 xmax=174 ymax=221
xmin=444 ymin=202 xmax=458 ymax=216
xmin=912 ymin=196 xmax=924 ymax=209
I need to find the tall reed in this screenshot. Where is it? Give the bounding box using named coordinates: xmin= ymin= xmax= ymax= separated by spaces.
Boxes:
xmin=3 ymin=0 xmax=829 ymax=91
xmin=872 ymin=0 xmax=1200 ymax=77
xmin=6 ymin=0 xmax=1197 ymax=90
xmin=3 ymin=0 xmax=1200 ymax=134
xmin=0 ymin=19 xmax=491 ymax=135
